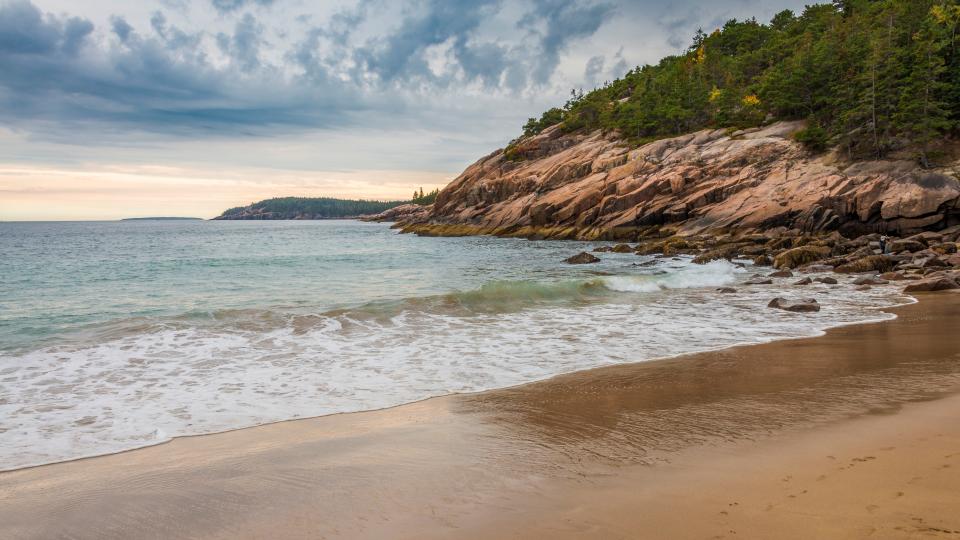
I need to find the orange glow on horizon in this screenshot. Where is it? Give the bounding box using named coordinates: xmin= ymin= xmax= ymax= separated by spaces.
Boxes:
xmin=0 ymin=164 xmax=450 ymax=221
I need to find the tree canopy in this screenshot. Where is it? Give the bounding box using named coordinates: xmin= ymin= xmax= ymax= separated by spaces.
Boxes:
xmin=517 ymin=0 xmax=959 ymax=166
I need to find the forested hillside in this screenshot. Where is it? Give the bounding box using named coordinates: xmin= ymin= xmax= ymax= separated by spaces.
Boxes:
xmin=516 ymin=0 xmax=960 ymax=167
xmin=214 ymin=197 xmax=406 ymax=220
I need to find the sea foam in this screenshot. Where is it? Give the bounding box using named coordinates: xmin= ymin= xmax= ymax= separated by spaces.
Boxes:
xmin=0 ymin=255 xmax=912 ymax=471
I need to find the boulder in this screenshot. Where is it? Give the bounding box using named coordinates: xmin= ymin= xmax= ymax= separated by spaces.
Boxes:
xmin=947 ymin=254 xmax=960 ymax=267
xmin=745 ymin=278 xmax=774 ymax=285
xmin=753 ymin=255 xmax=773 ymax=266
xmin=593 ymin=246 xmax=613 ymax=252
xmin=887 ymin=239 xmax=926 ymax=253
xmin=795 ymin=277 xmax=813 ymax=285
xmin=852 ymin=276 xmax=889 ymax=285
xmin=815 ymin=276 xmax=838 ymax=284
xmin=902 ymin=276 xmax=959 ymax=292
xmin=879 ymin=272 xmax=908 ymax=281
xmin=611 ymin=243 xmax=634 ymax=253
xmin=716 ymin=287 xmax=738 ymax=293
xmin=922 ymin=257 xmax=950 ymax=268
xmin=834 ymin=255 xmax=897 ymax=274
xmin=905 ymin=231 xmax=943 ymax=245
xmin=768 ymin=297 xmax=821 ymax=313
xmin=565 ymin=252 xmax=600 ymax=264
xmin=769 ymin=270 xmax=794 ymax=278
xmin=773 ymin=245 xmax=832 ymax=270
xmin=932 ymin=242 xmax=957 ymax=255
xmin=800 ymin=264 xmax=835 ymax=273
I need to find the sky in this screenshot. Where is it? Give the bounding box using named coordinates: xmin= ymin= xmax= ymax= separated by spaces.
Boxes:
xmin=0 ymin=0 xmax=812 ymax=220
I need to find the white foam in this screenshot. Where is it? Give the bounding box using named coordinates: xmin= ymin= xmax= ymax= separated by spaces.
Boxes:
xmin=603 ymin=259 xmax=744 ymax=292
xmin=0 ymin=260 xmax=913 ymax=471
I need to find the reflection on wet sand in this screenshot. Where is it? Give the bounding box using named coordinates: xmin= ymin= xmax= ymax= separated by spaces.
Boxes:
xmin=460 ymin=295 xmax=960 ymax=470
xmin=0 ymin=294 xmax=957 ymax=539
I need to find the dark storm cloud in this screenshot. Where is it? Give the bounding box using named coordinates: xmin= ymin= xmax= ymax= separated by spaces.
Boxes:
xmin=521 ymin=0 xmax=615 ymax=84
xmin=0 ymin=0 xmax=811 ymax=141
xmin=0 ymin=0 xmax=91 ymax=54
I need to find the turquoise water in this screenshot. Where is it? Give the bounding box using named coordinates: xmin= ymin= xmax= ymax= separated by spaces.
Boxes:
xmin=0 ymin=220 xmax=603 ymax=352
xmin=0 ymin=220 xmax=911 ymax=470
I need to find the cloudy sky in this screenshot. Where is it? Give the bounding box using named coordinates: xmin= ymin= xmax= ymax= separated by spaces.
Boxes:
xmin=0 ymin=0 xmax=809 ymax=220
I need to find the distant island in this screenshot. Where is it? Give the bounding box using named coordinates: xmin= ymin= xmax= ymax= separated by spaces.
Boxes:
xmin=214 ymin=191 xmax=438 ymax=220
xmin=121 ymin=217 xmax=203 ymax=221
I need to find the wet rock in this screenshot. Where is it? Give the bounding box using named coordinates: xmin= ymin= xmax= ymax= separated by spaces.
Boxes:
xmin=922 ymin=256 xmax=949 ymax=268
xmin=564 ymin=252 xmax=600 ymax=264
xmin=932 ymin=242 xmax=957 ymax=255
xmin=593 ymin=246 xmax=614 ymax=252
xmin=905 ymin=231 xmax=943 ymax=245
xmin=834 ymin=255 xmax=897 ymax=274
xmin=717 ymin=287 xmax=738 ymax=293
xmin=879 ymin=271 xmax=908 ymax=281
xmin=852 ymin=276 xmax=889 ymax=285
xmin=768 ymin=297 xmax=821 ymax=312
xmin=795 ymin=277 xmax=813 ymax=285
xmin=815 ymin=276 xmax=838 ymax=284
xmin=611 ymin=243 xmax=634 ymax=253
xmin=855 ymin=285 xmax=872 ymax=291
xmin=692 ymin=243 xmax=750 ymax=264
xmin=888 ymin=239 xmax=926 ymax=253
xmin=773 ymin=245 xmax=831 ymax=270
xmin=745 ymin=278 xmax=774 ymax=285
xmin=753 ymin=254 xmax=773 ymax=266
xmin=800 ymin=264 xmax=835 ymax=273
xmin=769 ymin=270 xmax=794 ymax=278
xmin=902 ymin=276 xmax=959 ymax=292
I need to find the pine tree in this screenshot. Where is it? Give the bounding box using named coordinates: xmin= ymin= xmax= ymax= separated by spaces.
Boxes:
xmin=895 ymin=17 xmax=952 ymax=168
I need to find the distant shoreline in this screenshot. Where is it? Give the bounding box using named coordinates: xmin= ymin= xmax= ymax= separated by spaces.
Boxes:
xmin=120 ymin=217 xmax=203 ymax=221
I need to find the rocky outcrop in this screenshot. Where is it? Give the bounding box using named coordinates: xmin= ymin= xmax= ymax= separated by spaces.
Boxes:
xmin=564 ymin=252 xmax=600 ymax=264
xmin=767 ymin=298 xmax=821 ymax=313
xmin=362 ymin=204 xmax=432 ymax=223
xmin=400 ymin=122 xmax=960 ymax=240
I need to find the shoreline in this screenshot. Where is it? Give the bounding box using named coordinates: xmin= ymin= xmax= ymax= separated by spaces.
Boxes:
xmin=0 ymin=286 xmax=918 ymax=475
xmin=1 ymin=292 xmax=957 ymax=538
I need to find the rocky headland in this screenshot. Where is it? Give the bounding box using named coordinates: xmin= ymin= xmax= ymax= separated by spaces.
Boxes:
xmin=367 ymin=121 xmax=960 ymax=293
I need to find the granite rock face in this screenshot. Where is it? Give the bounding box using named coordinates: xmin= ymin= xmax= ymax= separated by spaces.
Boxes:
xmin=401 ymin=122 xmax=960 ymax=240
xmin=362 ymin=204 xmax=432 ymax=224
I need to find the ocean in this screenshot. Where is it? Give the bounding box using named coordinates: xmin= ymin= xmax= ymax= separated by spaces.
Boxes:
xmin=0 ymin=220 xmax=912 ymax=470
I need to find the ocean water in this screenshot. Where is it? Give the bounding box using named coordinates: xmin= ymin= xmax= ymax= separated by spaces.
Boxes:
xmin=0 ymin=220 xmax=913 ymax=471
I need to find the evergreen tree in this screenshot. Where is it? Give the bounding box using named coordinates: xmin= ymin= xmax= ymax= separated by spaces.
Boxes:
xmin=510 ymin=0 xmax=958 ymax=162
xmin=895 ymin=14 xmax=952 ymax=167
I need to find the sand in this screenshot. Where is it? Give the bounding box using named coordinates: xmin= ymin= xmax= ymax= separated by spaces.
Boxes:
xmin=0 ymin=292 xmax=958 ymax=539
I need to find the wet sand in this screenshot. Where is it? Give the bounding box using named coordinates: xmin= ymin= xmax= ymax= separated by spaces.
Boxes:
xmin=1 ymin=293 xmax=958 ymax=539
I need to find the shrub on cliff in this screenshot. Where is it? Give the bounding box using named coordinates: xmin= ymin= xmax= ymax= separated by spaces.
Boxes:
xmin=793 ymin=126 xmax=829 ymax=152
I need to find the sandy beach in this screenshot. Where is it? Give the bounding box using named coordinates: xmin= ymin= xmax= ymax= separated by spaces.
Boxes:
xmin=1 ymin=292 xmax=958 ymax=539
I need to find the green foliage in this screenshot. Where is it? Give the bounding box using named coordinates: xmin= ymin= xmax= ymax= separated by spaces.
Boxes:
xmin=516 ymin=0 xmax=959 ymax=165
xmin=793 ymin=125 xmax=830 ymax=151
xmin=522 ymin=107 xmax=565 ymax=137
xmin=411 ymin=188 xmax=440 ymax=205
